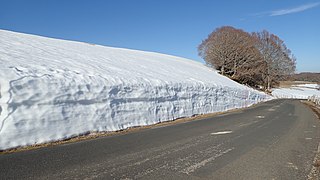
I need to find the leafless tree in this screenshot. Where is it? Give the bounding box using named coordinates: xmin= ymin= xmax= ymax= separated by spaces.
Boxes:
xmin=199 ymin=27 xmax=296 ymax=91
xmin=198 ymin=26 xmax=263 ymax=87
xmin=252 ymin=30 xmax=296 ymax=90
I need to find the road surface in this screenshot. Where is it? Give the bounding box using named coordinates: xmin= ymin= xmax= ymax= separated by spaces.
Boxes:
xmin=0 ymin=99 xmax=319 ymax=179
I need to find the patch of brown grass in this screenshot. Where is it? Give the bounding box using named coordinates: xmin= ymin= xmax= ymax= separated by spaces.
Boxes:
xmin=314 ymin=160 xmax=320 ymax=167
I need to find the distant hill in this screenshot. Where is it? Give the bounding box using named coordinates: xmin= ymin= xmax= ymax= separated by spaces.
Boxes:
xmin=291 ymin=72 xmax=320 ymax=83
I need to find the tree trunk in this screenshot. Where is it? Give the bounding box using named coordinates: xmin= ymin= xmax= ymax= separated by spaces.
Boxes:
xmin=267 ymin=76 xmax=270 ymax=91
xmin=221 ymin=65 xmax=225 ymax=75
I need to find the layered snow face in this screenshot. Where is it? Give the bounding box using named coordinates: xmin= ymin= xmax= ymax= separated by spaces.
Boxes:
xmin=0 ymin=30 xmax=270 ymax=150
xmin=272 ymin=84 xmax=320 ymax=99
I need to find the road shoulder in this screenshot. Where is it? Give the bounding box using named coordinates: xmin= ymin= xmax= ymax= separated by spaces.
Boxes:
xmin=303 ymin=100 xmax=320 ymax=179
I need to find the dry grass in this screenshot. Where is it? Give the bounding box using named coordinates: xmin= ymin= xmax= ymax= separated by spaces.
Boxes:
xmin=314 ymin=160 xmax=320 ymax=168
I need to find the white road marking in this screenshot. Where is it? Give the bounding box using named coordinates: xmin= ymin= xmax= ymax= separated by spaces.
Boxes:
xmin=239 ymin=123 xmax=251 ymax=127
xmin=268 ymin=108 xmax=275 ymax=111
xmin=306 ymin=138 xmax=313 ymax=140
xmin=256 ymin=115 xmax=265 ymax=119
xmin=238 ymin=120 xmax=259 ymax=127
xmin=286 ymin=162 xmax=298 ymax=170
xmin=211 ymin=131 xmax=233 ymax=135
xmin=181 ymin=148 xmax=234 ymax=174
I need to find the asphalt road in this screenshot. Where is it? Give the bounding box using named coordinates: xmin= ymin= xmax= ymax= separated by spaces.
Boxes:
xmin=1 ymin=99 xmax=320 ymax=180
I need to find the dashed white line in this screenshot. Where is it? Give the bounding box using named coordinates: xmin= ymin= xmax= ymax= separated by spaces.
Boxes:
xmin=181 ymin=148 xmax=234 ymax=174
xmin=286 ymin=162 xmax=299 ymax=170
xmin=211 ymin=131 xmax=233 ymax=135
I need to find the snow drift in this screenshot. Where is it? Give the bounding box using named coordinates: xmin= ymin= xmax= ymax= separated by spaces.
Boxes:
xmin=0 ymin=30 xmax=270 ymax=150
xmin=272 ymin=84 xmax=320 ymax=99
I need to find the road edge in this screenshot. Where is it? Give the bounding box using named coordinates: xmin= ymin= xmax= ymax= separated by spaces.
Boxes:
xmin=302 ymin=100 xmax=320 ymax=180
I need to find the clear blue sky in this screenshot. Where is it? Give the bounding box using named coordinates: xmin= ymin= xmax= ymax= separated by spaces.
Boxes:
xmin=1 ymin=0 xmax=319 ymax=72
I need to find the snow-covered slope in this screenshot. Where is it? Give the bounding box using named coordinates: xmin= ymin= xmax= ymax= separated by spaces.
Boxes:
xmin=295 ymin=84 xmax=319 ymax=89
xmin=272 ymin=84 xmax=320 ymax=99
xmin=0 ymin=30 xmax=270 ymax=150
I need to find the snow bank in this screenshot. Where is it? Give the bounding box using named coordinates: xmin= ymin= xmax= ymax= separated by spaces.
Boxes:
xmin=0 ymin=30 xmax=270 ymax=150
xmin=272 ymin=84 xmax=320 ymax=99
xmin=295 ymin=84 xmax=319 ymax=89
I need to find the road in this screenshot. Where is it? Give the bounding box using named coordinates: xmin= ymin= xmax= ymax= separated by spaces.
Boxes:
xmin=0 ymin=99 xmax=320 ymax=179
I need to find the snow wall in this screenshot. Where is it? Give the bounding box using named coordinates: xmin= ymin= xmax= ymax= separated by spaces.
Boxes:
xmin=0 ymin=30 xmax=271 ymax=150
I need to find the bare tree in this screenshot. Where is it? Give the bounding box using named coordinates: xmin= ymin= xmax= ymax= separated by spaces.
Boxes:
xmin=198 ymin=26 xmax=263 ymax=86
xmin=199 ymin=27 xmax=296 ymax=91
xmin=252 ymin=30 xmax=296 ymax=90
xmin=198 ymin=26 xmax=234 ymax=75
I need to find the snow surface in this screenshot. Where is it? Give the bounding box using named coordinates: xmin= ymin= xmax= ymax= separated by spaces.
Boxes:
xmin=295 ymin=84 xmax=319 ymax=89
xmin=0 ymin=30 xmax=270 ymax=150
xmin=272 ymin=84 xmax=320 ymax=99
